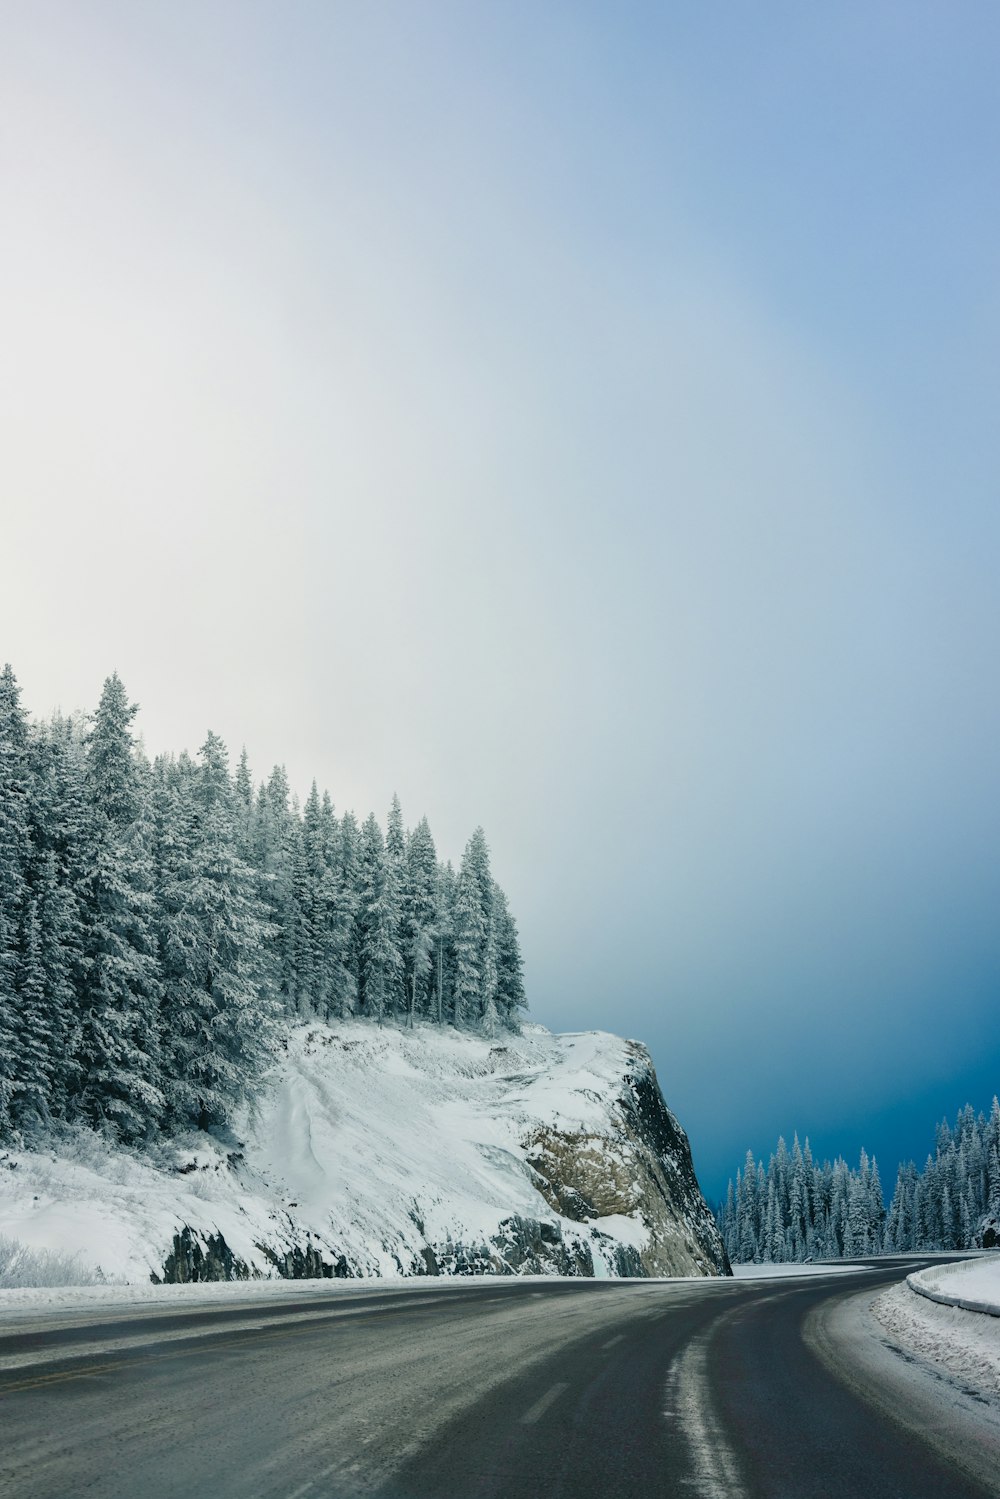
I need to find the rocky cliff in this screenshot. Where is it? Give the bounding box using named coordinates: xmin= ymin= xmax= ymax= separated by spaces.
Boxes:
xmin=1 ymin=1022 xmax=729 ymax=1283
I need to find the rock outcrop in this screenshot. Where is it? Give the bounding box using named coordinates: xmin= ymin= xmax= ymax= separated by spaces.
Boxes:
xmin=523 ymin=1043 xmax=729 ymax=1277
xmin=2 ymin=1021 xmax=729 ymax=1283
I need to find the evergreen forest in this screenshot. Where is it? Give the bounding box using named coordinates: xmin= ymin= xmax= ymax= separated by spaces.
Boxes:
xmin=718 ymin=1099 xmax=1000 ymax=1263
xmin=0 ymin=665 xmax=526 ymax=1147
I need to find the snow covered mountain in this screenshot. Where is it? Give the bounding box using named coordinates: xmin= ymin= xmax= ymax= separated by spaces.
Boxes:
xmin=1 ymin=1022 xmax=729 ymax=1283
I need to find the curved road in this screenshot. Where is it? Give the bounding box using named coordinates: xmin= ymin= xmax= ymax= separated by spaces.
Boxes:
xmin=0 ymin=1260 xmax=995 ymax=1499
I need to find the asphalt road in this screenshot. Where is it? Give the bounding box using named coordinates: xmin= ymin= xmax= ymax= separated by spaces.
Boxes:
xmin=0 ymin=1260 xmax=995 ymax=1499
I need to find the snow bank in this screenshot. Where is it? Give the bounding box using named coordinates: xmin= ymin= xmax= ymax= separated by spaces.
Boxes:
xmin=907 ymin=1255 xmax=1000 ymax=1317
xmin=873 ymin=1278 xmax=1000 ymax=1404
xmin=0 ymin=1272 xmax=561 ymax=1320
xmin=866 ymin=1257 xmax=1000 ymax=1415
xmin=731 ymin=1261 xmax=859 ymax=1280
xmin=0 ymin=1020 xmax=726 ymax=1289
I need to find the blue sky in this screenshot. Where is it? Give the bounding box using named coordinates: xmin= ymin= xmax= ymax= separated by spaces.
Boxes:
xmin=2 ymin=3 xmax=998 ymax=1196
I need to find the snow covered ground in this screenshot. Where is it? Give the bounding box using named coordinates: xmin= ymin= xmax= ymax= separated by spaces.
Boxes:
xmin=0 ymin=1275 xmax=405 ymax=1317
xmin=0 ymin=1020 xmax=724 ymax=1292
xmin=906 ymin=1255 xmax=1000 ymax=1314
xmin=871 ymin=1257 xmax=1000 ymax=1404
xmin=862 ymin=1255 xmax=1000 ymax=1413
xmin=873 ymin=1274 xmax=1000 ymax=1404
xmin=731 ymin=1260 xmax=859 ymax=1279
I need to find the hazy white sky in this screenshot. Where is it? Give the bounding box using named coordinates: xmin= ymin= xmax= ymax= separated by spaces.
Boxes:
xmin=3 ymin=2 xmax=999 ymax=1192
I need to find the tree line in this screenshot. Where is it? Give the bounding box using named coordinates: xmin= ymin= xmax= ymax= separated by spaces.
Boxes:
xmin=0 ymin=665 xmax=526 ymax=1146
xmin=718 ymin=1098 xmax=1000 ymax=1263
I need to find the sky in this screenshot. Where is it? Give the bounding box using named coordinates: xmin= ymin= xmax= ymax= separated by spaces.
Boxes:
xmin=2 ymin=2 xmax=999 ymax=1199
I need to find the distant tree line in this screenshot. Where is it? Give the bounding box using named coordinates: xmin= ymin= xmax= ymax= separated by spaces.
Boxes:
xmin=0 ymin=665 xmax=526 ymax=1146
xmin=718 ymin=1099 xmax=1000 ymax=1262
xmin=717 ymin=1137 xmax=887 ymax=1263
xmin=882 ymin=1101 xmax=1000 ymax=1252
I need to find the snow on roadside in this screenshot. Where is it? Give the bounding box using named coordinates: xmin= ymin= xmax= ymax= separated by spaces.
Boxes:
xmin=731 ymin=1261 xmax=860 ymax=1280
xmin=873 ymin=1271 xmax=1000 ymax=1405
xmin=908 ymin=1255 xmax=1000 ymax=1313
xmin=0 ymin=1272 xmax=581 ymax=1324
xmin=0 ymin=1276 xmax=388 ymax=1318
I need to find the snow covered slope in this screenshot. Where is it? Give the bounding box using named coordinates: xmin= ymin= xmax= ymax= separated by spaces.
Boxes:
xmin=0 ymin=1021 xmax=728 ymax=1284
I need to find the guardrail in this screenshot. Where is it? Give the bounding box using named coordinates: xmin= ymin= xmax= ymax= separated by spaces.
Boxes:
xmin=906 ymin=1261 xmax=1000 ymax=1318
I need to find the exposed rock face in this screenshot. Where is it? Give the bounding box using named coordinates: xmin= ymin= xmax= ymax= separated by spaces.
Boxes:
xmin=524 ymin=1043 xmax=729 ymax=1277
xmin=429 ymin=1214 xmax=602 ymax=1278
xmin=235 ymin=1023 xmax=730 ymax=1282
xmin=155 ymin=1226 xmax=250 ymax=1283
xmin=257 ymin=1241 xmax=351 ymax=1280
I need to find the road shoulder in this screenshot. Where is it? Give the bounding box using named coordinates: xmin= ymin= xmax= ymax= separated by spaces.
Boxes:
xmin=804 ymin=1278 xmax=1000 ymax=1497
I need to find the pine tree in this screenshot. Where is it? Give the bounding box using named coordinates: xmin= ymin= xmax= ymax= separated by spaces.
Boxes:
xmin=830 ymin=1165 xmax=845 ymax=1256
xmin=294 ymin=782 xmax=326 ymax=1018
xmin=403 ymin=819 xmax=436 ymax=1026
xmin=85 ymin=673 xmax=143 ymax=825
xmin=252 ymin=766 xmax=302 ymax=1015
xmin=33 ymin=847 xmax=84 ymax=1119
xmin=789 ymin=1136 xmax=807 ymax=1260
xmin=493 ymin=882 xmax=526 ymax=1030
xmin=159 ymin=735 xmax=279 ymax=1130
xmin=27 ymin=716 xmax=89 ymax=1120
xmin=987 ymin=1100 xmax=1000 ymax=1219
xmin=886 ymin=1163 xmax=913 ymax=1251
xmin=719 ymin=1178 xmax=737 ymax=1262
xmin=453 ymin=827 xmax=497 ymax=1028
xmin=77 ymin=675 xmax=165 ymax=1142
xmin=774 ymin=1136 xmax=790 ymax=1225
xmin=337 ymin=810 xmax=362 ymax=1017
xmin=358 ymin=813 xmax=392 ymax=1023
xmin=481 ymin=918 xmax=500 ymax=1037
xmin=764 ymin=1173 xmax=784 ymax=1261
xmin=0 ymin=665 xmax=31 ymax=1136
xmin=233 ymin=748 xmax=254 ymax=858
xmin=402 ymin=817 xmax=437 ymax=1026
xmin=432 ymin=860 xmax=455 ymax=1024
xmin=383 ymin=795 xmax=406 ymax=1017
xmin=12 ymin=898 xmax=52 ymax=1128
xmin=738 ymin=1150 xmax=758 ymax=1262
xmin=803 ymin=1137 xmax=815 ymax=1223
xmin=318 ymin=790 xmax=355 ymax=1019
xmin=868 ymin=1156 xmax=885 ymax=1251
xmin=453 ymin=853 xmax=485 ymax=1028
xmin=153 ymin=755 xmax=200 ymax=1121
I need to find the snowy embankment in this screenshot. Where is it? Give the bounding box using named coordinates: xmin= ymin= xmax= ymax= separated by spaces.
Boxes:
xmin=872 ymin=1256 xmax=1000 ymax=1405
xmin=906 ymin=1256 xmax=1000 ymax=1315
xmin=0 ymin=1021 xmax=727 ymax=1292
